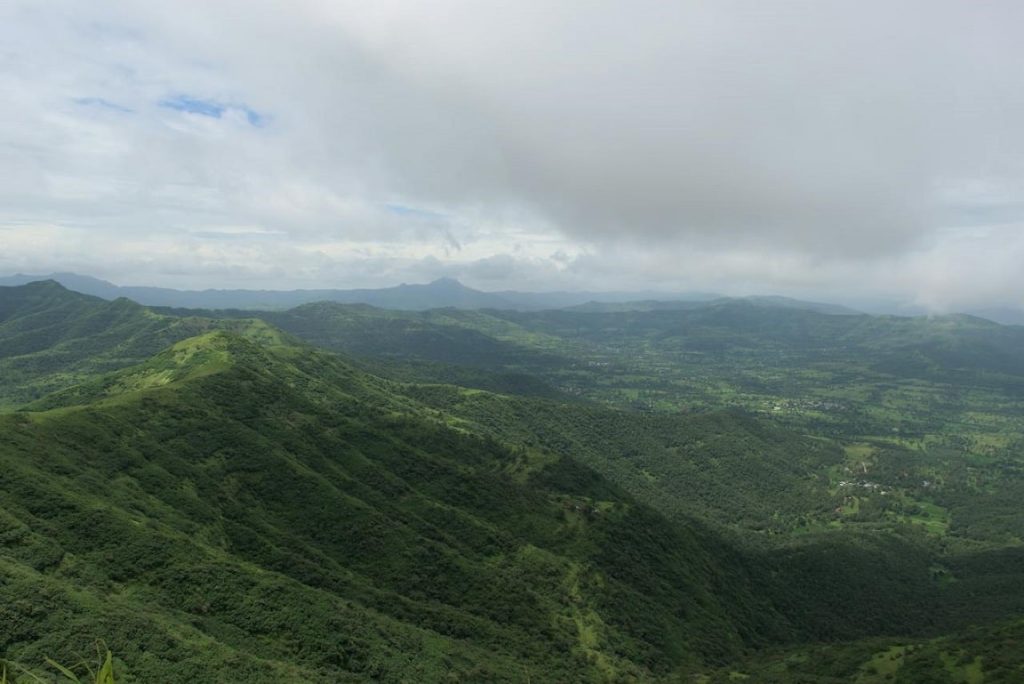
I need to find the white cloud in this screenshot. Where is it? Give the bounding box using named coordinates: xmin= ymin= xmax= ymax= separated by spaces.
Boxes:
xmin=1 ymin=1 xmax=1023 ymax=309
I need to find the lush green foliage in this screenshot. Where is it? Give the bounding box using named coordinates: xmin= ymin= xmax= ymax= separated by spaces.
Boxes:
xmin=698 ymin=616 xmax=1024 ymax=682
xmin=227 ymin=299 xmax=1024 ymax=547
xmin=3 ymin=282 xmax=1024 ymax=681
xmin=2 ymin=330 xmax=790 ymax=681
xmin=0 ymin=281 xmax=286 ymax=409
xmin=401 ymin=385 xmax=843 ymax=536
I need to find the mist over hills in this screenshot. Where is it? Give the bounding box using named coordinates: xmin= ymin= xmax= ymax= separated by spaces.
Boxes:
xmin=6 ymin=271 xmax=1023 ymax=325
xmin=0 ymin=272 xmax=717 ymax=312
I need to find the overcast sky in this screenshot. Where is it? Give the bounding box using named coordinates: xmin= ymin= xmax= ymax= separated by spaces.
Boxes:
xmin=2 ymin=1 xmax=1023 ymax=309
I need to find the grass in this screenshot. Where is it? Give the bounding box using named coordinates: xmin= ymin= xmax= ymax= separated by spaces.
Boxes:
xmin=855 ymin=645 xmax=907 ymax=682
xmin=900 ymin=498 xmax=951 ymax=535
xmin=2 ymin=649 xmax=116 ymax=684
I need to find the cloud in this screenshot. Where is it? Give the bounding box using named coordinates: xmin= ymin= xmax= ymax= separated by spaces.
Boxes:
xmin=1 ymin=1 xmax=1023 ymax=309
xmin=74 ymin=97 xmax=134 ymax=113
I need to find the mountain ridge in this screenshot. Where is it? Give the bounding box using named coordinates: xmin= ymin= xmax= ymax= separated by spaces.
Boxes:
xmin=0 ymin=272 xmax=730 ymax=313
xmin=4 ymin=271 xmax=1024 ymax=324
xmin=3 ymin=283 xmax=1024 ymax=679
xmin=1 ymin=324 xmax=798 ymax=681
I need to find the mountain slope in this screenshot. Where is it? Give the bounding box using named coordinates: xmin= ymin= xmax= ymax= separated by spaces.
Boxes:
xmin=151 ymin=300 xmax=578 ymax=398
xmin=0 ymin=272 xmax=716 ymax=312
xmin=566 ymin=295 xmax=860 ymax=315
xmin=1 ymin=331 xmax=793 ymax=681
xmin=0 ymin=274 xmax=517 ymax=310
xmin=142 ymin=294 xmax=1024 ymax=551
xmin=701 ymin=616 xmax=1024 ymax=682
xmin=3 ymin=288 xmax=1024 ymax=679
xmin=0 ymin=281 xmax=287 ymax=408
xmin=401 ymin=384 xmax=844 ymax=536
xmin=489 ymin=302 xmax=1024 ymax=382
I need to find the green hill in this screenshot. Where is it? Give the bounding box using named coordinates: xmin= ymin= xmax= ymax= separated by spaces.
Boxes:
xmin=400 ymin=384 xmax=843 ymax=536
xmin=0 ymin=281 xmax=287 ymax=409
xmin=150 ymin=300 xmax=575 ymax=399
xmin=3 ymin=283 xmax=1024 ymax=681
xmin=700 ymin=615 xmax=1024 ymax=682
xmin=1 ymin=330 xmax=794 ymax=681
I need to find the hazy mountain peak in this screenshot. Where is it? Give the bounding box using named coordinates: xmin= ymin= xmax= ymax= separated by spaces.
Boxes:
xmin=427 ymin=276 xmax=469 ymax=289
xmin=3 ymin=271 xmax=1024 ymax=322
xmin=17 ymin=278 xmax=67 ymax=292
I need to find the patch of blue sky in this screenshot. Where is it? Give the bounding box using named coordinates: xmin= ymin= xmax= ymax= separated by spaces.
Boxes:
xmin=160 ymin=95 xmax=225 ymax=117
xmin=385 ymin=204 xmax=446 ymax=221
xmin=244 ymin=109 xmax=264 ymax=126
xmin=159 ymin=95 xmax=265 ymax=127
xmin=74 ymin=97 xmax=133 ymax=113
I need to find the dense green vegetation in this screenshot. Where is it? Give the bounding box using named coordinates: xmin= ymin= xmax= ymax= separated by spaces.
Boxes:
xmin=201 ymin=299 xmax=1024 ymax=546
xmin=1 ymin=328 xmax=792 ymax=681
xmin=3 ymin=281 xmax=1024 ymax=681
xmin=699 ymin=616 xmax=1024 ymax=682
xmin=400 ymin=385 xmax=843 ymax=536
xmin=0 ymin=281 xmax=288 ymax=409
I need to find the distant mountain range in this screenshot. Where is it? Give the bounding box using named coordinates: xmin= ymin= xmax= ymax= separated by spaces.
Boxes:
xmin=0 ymin=272 xmax=719 ymax=311
xmin=1 ymin=271 xmax=1021 ymax=323
xmin=565 ymin=295 xmax=860 ymax=316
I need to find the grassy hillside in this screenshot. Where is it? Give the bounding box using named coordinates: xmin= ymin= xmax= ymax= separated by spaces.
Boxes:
xmin=2 ymin=331 xmax=796 ymax=682
xmin=188 ymin=298 xmax=1024 ymax=548
xmin=401 ymin=384 xmax=843 ymax=536
xmin=699 ymin=616 xmax=1024 ymax=682
xmin=3 ymin=283 xmax=1024 ymax=680
xmin=398 ymin=384 xmax=1024 ymax=645
xmin=0 ymin=281 xmax=286 ymax=409
xmin=151 ymin=301 xmax=577 ymax=399
xmin=177 ymin=296 xmax=1024 ymax=430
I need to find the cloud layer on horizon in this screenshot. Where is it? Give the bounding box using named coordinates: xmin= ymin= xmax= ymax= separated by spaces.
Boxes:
xmin=2 ymin=1 xmax=1024 ymax=310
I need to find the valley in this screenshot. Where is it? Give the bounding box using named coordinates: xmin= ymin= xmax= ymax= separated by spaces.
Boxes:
xmin=1 ymin=281 xmax=1023 ymax=682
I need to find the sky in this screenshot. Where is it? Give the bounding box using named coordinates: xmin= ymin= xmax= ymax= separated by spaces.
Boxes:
xmin=2 ymin=1 xmax=1024 ymax=310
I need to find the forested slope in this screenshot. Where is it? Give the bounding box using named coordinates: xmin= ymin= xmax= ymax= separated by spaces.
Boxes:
xmin=3 ymin=282 xmax=1024 ymax=681
xmin=0 ymin=281 xmax=285 ymax=408
xmin=1 ymin=331 xmax=791 ymax=681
